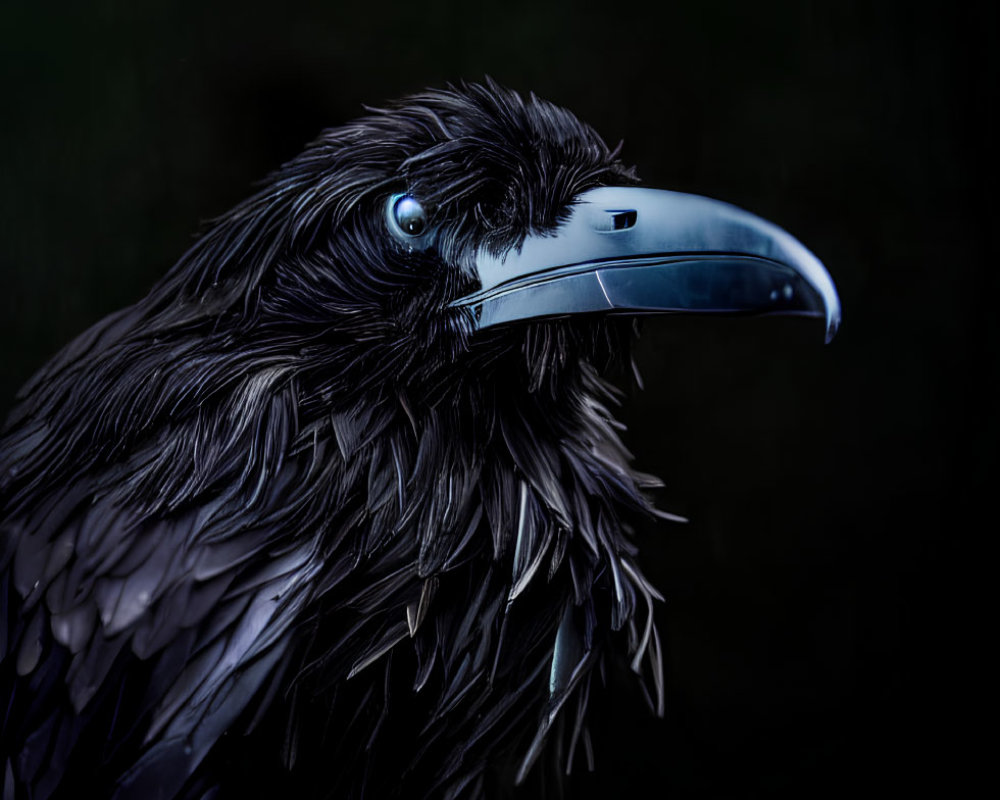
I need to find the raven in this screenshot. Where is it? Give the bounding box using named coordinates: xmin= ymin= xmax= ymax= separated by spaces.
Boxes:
xmin=0 ymin=81 xmax=839 ymax=799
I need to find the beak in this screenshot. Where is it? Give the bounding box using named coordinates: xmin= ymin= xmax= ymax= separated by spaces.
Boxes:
xmin=453 ymin=187 xmax=841 ymax=343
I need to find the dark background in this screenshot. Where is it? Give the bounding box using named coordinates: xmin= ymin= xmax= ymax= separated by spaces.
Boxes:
xmin=0 ymin=1 xmax=992 ymax=796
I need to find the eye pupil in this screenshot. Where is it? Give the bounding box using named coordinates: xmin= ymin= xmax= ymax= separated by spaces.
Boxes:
xmin=393 ymin=195 xmax=426 ymax=236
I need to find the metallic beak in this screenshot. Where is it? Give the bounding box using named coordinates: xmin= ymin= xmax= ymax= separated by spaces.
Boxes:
xmin=453 ymin=186 xmax=841 ymax=343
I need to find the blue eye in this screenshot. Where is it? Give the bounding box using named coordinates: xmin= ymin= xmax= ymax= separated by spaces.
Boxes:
xmin=391 ymin=195 xmax=426 ymax=236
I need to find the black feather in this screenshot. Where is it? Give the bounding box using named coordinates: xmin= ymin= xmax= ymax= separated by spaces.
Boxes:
xmin=1 ymin=81 xmax=664 ymax=799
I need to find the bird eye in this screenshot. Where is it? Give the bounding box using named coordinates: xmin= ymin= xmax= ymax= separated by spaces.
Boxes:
xmin=390 ymin=195 xmax=426 ymax=236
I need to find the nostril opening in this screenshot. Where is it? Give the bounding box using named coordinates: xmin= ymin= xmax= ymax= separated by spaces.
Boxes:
xmin=589 ymin=207 xmax=639 ymax=232
xmin=611 ymin=210 xmax=637 ymax=230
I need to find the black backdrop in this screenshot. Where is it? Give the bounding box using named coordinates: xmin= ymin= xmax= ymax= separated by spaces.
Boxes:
xmin=1 ymin=1 xmax=992 ymax=796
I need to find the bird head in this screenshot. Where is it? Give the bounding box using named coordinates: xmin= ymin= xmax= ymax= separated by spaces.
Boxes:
xmin=8 ymin=79 xmax=840 ymax=504
xmin=137 ymin=80 xmax=837 ymax=411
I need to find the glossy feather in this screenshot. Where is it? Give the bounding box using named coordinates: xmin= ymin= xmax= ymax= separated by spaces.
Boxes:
xmin=1 ymin=81 xmax=665 ymax=799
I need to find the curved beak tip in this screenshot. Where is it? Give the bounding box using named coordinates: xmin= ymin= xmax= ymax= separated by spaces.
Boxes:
xmin=825 ymin=306 xmax=841 ymax=344
xmin=816 ymin=276 xmax=842 ymax=344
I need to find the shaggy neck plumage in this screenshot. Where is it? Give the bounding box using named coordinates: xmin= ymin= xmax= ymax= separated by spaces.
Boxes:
xmin=239 ymin=327 xmax=665 ymax=797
